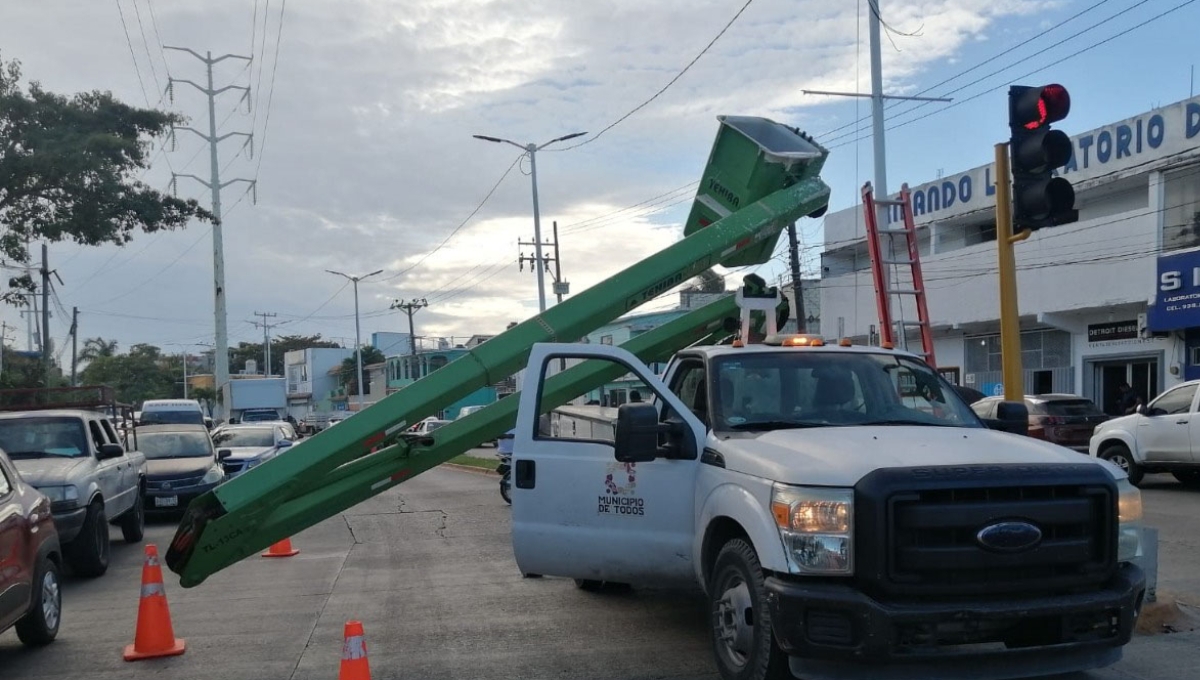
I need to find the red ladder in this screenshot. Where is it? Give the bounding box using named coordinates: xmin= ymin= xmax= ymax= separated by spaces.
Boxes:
xmin=862 ymin=182 xmax=936 ymax=367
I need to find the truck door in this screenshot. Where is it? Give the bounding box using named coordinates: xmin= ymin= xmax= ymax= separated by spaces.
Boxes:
xmin=87 ymin=420 xmax=124 ymax=518
xmin=511 ymin=343 xmax=706 ymax=586
xmin=0 ymin=461 xmax=31 ymax=630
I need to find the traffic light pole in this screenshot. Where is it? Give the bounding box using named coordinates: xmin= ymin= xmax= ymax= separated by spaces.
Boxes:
xmin=994 ymin=143 xmax=1032 ymax=403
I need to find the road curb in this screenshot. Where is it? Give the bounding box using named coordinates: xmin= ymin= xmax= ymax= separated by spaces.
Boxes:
xmin=440 ymin=463 xmax=499 ymax=477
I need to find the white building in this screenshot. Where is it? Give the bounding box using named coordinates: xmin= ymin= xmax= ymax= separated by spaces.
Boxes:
xmin=819 ymin=95 xmax=1200 ymax=415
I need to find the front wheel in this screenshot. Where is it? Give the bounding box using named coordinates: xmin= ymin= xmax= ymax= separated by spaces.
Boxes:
xmin=709 ymin=539 xmax=792 ymax=680
xmin=499 ymin=475 xmax=512 ymax=504
xmin=119 ymin=486 xmax=145 ymax=543
xmin=1100 ymin=444 xmax=1144 ymax=485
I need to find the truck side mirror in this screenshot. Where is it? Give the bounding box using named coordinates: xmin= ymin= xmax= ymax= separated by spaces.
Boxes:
xmin=986 ymin=401 xmax=1029 ymax=436
xmin=98 ymin=443 xmax=125 ymax=459
xmin=615 ymin=403 xmax=660 ymax=463
xmin=217 ymin=449 xmax=232 ymax=460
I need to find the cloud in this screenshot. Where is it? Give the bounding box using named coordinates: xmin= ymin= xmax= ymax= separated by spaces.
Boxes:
xmin=2 ymin=0 xmax=1036 ymax=352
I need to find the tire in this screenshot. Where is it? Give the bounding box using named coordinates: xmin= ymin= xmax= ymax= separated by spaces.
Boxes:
xmin=15 ymin=557 xmax=61 ymax=646
xmin=66 ymin=500 xmax=110 ymax=578
xmin=1172 ymin=470 xmax=1200 ymax=488
xmin=119 ymin=485 xmax=145 ymax=543
xmin=574 ymin=579 xmax=604 ymax=591
xmin=499 ymin=477 xmax=512 ymax=504
xmin=709 ymin=539 xmax=792 ymax=680
xmin=1100 ymin=444 xmax=1143 ymax=486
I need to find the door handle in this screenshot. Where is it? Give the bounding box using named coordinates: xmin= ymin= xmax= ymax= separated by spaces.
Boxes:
xmin=515 ymin=460 xmax=536 ymax=489
xmin=1177 ymin=420 xmax=1189 ymax=425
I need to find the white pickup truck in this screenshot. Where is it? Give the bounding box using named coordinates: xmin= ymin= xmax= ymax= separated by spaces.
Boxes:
xmin=510 ymin=335 xmax=1147 ymax=680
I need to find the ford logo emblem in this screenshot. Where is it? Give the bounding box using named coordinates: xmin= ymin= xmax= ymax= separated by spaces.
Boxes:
xmin=975 ymin=521 xmax=1042 ymax=553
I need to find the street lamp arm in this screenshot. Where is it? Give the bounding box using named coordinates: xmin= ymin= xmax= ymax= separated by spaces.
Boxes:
xmin=541 ymin=131 xmax=589 ymax=149
xmin=364 ymin=269 xmax=384 ymax=279
xmin=473 ymin=134 xmax=527 ymax=151
xmin=326 ymin=269 xmax=349 ymax=280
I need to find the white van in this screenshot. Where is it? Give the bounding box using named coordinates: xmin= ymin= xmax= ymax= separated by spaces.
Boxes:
xmin=139 ymin=399 xmax=207 ymax=427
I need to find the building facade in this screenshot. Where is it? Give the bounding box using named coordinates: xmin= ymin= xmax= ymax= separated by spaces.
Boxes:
xmin=819 ymin=95 xmax=1200 ymax=415
xmin=284 ymin=347 xmax=355 ymax=419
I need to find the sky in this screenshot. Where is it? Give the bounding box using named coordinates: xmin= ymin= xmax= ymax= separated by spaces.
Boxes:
xmin=2 ymin=0 xmax=1198 ymax=363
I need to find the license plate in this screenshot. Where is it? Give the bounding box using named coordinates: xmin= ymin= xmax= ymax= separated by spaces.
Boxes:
xmin=155 ymin=495 xmax=179 ymax=508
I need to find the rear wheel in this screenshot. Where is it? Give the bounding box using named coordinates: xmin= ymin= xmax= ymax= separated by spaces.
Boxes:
xmin=119 ymin=486 xmax=145 ymax=543
xmin=1172 ymin=469 xmax=1200 ymax=488
xmin=574 ymin=579 xmax=604 ymax=591
xmin=1100 ymin=444 xmax=1143 ymax=486
xmin=15 ymin=557 xmax=61 ymax=646
xmin=66 ymin=500 xmax=110 ymax=578
xmin=709 ymin=539 xmax=792 ymax=680
xmin=499 ymin=477 xmax=512 ymax=504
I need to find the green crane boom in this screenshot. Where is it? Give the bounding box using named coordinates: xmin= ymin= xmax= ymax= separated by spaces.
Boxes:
xmin=166 ymin=115 xmax=832 ymax=587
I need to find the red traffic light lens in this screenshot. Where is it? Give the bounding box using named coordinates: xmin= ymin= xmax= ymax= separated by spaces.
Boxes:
xmin=1014 ymin=84 xmax=1071 ymax=130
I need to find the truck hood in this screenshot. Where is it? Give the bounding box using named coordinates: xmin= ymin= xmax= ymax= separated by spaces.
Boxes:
xmin=10 ymin=456 xmax=89 ymax=488
xmin=714 ymin=426 xmax=1112 ymax=487
xmin=146 ymin=456 xmax=216 ymax=478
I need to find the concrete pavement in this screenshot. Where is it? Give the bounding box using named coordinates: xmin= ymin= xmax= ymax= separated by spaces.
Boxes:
xmin=2 ymin=463 xmax=1198 ymax=680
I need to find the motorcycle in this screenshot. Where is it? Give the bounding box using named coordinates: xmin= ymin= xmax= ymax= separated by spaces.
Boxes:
xmin=496 ymin=430 xmax=515 ymax=504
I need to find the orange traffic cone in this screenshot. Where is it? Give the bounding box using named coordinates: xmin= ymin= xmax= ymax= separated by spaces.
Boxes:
xmin=123 ymin=544 xmax=186 ymax=661
xmin=339 ymin=620 xmax=372 ymax=680
xmin=262 ymin=536 xmax=300 ymax=558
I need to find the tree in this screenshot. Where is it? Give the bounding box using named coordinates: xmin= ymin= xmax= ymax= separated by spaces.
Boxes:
xmin=339 ymin=346 xmax=386 ymax=396
xmin=0 ymin=56 xmax=210 ymax=304
xmin=80 ymin=343 xmax=176 ymax=404
xmin=230 ymin=333 xmax=342 ymax=377
xmin=191 ymin=386 xmax=216 ymax=416
xmin=78 ymin=337 xmax=118 ymax=362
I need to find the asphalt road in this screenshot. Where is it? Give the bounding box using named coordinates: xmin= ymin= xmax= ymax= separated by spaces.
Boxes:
xmin=2 ymin=463 xmax=1198 ymax=680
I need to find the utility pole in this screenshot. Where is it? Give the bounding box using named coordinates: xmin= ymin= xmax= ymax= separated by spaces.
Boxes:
xmin=182 ymin=350 xmax=189 ymax=399
xmin=69 ymin=307 xmax=78 ymax=386
xmin=250 ymin=311 xmax=283 ymax=376
xmin=994 ymin=145 xmax=1028 ymax=401
xmin=327 ymin=269 xmax=384 ymax=410
xmin=1 ymin=321 xmax=7 ymax=377
xmin=40 ymin=244 xmax=51 ymax=386
xmin=164 ymin=46 xmax=256 ymax=420
xmin=389 ymin=298 xmax=427 ymax=357
xmin=550 ymin=221 xmax=570 ymax=305
xmin=802 ymin=0 xmax=950 ymax=347
xmin=473 ymin=131 xmax=587 ymax=312
xmin=786 ymin=223 xmax=807 ymax=332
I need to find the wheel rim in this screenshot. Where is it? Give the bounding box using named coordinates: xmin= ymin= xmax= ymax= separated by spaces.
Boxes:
xmin=1107 ymin=452 xmax=1131 ymax=472
xmin=41 ymin=569 xmax=60 ymax=630
xmin=713 ymin=575 xmax=755 ymax=670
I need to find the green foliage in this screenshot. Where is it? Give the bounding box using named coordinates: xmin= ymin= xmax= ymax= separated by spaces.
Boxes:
xmin=79 ymin=342 xmax=178 ymax=404
xmin=339 ymin=345 xmax=386 ymax=395
xmin=78 ymin=336 xmax=118 ymax=362
xmin=0 ymin=350 xmax=66 ymax=390
xmin=190 ymin=385 xmax=216 ymax=415
xmin=0 ymin=55 xmax=210 ymax=304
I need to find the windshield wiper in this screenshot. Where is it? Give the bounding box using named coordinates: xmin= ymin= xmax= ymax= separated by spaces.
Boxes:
xmin=858 ymin=419 xmax=959 ymax=427
xmin=726 ymin=420 xmax=831 ymax=431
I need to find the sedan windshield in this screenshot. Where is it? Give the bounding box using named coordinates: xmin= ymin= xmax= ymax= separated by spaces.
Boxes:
xmin=711 ymin=351 xmax=983 ymax=431
xmin=138 ymin=431 xmax=214 ymax=459
xmin=213 ymin=428 xmax=275 ymax=448
xmin=0 ymin=417 xmax=90 ymax=458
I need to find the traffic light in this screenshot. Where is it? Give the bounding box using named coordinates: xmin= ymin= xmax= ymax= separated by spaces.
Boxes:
xmin=1008 ymin=84 xmax=1078 ymax=231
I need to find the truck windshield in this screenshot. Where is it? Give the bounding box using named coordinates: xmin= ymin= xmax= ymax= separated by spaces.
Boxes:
xmin=141 ymin=410 xmax=205 ymax=426
xmin=0 ymin=417 xmax=90 ymax=458
xmin=213 ymin=428 xmax=275 ymax=448
xmin=710 ymin=351 xmax=983 ymax=431
xmin=138 ymin=431 xmax=215 ymax=459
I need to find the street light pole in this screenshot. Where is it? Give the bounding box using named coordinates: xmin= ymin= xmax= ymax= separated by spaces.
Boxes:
xmin=472 ymin=131 xmax=587 ymax=313
xmin=327 ymin=269 xmax=384 ymax=411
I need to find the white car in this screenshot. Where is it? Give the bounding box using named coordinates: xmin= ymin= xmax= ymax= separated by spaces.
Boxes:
xmin=211 ymin=423 xmax=298 ymax=479
xmin=1089 ymin=379 xmax=1200 ymax=487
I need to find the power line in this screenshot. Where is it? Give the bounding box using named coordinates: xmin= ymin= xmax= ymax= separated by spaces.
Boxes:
xmin=114 ymin=0 xmax=154 ymax=108
xmin=145 ymin=0 xmax=171 ymax=76
xmin=551 ymin=0 xmax=756 ymax=152
xmin=130 ymin=0 xmax=163 ymax=98
xmin=250 ymin=0 xmax=287 ymax=183
xmin=378 ymin=154 xmax=522 ymax=283
xmin=84 ymin=227 xmax=212 ymax=306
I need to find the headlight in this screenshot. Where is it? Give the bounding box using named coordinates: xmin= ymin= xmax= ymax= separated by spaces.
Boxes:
xmin=200 ymin=466 xmax=225 ymax=485
xmin=771 ymin=484 xmax=853 ymax=575
xmin=1116 ymin=478 xmax=1142 ymax=562
xmin=39 ymin=485 xmax=80 ymax=506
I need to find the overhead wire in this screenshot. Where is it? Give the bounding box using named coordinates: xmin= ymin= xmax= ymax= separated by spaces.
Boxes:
xmin=250 ymin=0 xmax=287 ymax=184
xmin=550 ymin=0 xmax=756 ymax=152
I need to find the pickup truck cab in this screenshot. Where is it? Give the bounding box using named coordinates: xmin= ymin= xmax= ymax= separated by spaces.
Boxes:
xmin=0 ymin=410 xmax=146 ymax=577
xmin=511 ymin=337 xmax=1146 ymax=680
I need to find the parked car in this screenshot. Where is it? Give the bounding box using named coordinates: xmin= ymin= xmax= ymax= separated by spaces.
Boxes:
xmin=0 ymin=410 xmax=146 ymax=577
xmin=326 ymin=413 xmax=354 ymax=427
xmin=1090 ymin=379 xmax=1200 ymax=487
xmin=135 ymin=424 xmax=227 ymax=513
xmin=212 ymin=423 xmax=298 ymax=480
xmin=0 ymin=446 xmax=62 ymax=646
xmin=972 ymin=394 xmax=1109 ymax=451
xmin=410 ymin=418 xmax=450 ymax=435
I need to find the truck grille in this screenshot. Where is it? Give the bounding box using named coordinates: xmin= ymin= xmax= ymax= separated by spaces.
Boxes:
xmin=855 ymin=465 xmax=1117 ymax=598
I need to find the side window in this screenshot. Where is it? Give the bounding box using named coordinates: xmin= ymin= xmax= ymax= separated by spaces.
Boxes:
xmin=0 ymin=464 xmax=11 ymax=496
xmin=669 ymin=362 xmax=709 ymax=427
xmin=101 ymin=419 xmax=121 ymax=446
xmin=1151 ymin=384 xmax=1198 ymax=415
xmin=87 ymin=420 xmax=108 ymax=450
xmin=535 ymin=356 xmax=661 ymax=444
